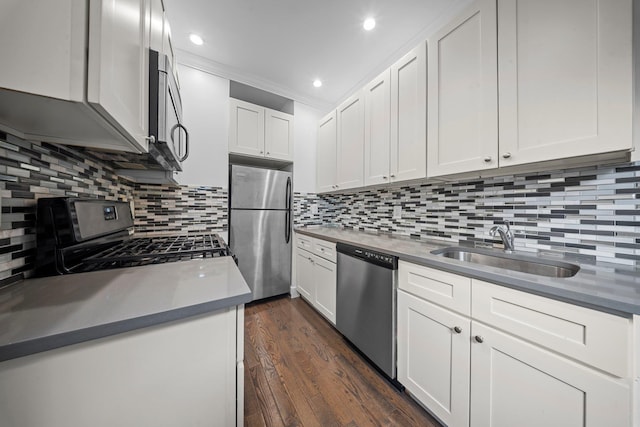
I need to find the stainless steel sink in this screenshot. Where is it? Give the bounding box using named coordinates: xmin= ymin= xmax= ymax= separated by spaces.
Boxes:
xmin=431 ymin=247 xmax=580 ymax=278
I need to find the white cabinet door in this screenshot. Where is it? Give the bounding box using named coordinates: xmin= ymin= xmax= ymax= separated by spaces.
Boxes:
xmin=470 ymin=322 xmax=631 ymax=427
xmin=0 ymin=0 xmax=86 ymax=102
xmin=390 ymin=42 xmax=427 ymax=183
xmin=295 ymin=249 xmax=314 ymax=302
xmin=398 ymin=290 xmax=470 ymax=427
xmin=87 ymin=0 xmax=149 ymax=153
xmin=364 ymin=70 xmax=391 ymax=186
xmin=229 ymin=98 xmax=266 ymax=157
xmin=317 ymin=111 xmax=338 ymax=193
xmin=313 ymin=255 xmax=336 ymax=325
xmin=497 ymin=0 xmax=632 ymax=166
xmin=336 ymin=91 xmax=365 ymax=190
xmin=427 ymin=0 xmax=498 ymax=177
xmin=148 ymin=0 xmax=164 ymax=53
xmin=265 ymin=108 xmax=294 ymax=161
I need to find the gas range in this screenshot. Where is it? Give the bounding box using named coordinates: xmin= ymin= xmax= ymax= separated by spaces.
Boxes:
xmin=35 ymin=198 xmax=233 ymax=276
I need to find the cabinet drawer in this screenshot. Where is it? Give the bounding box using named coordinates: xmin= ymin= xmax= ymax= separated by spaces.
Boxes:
xmin=399 ymin=261 xmax=471 ymax=316
xmin=472 ymin=280 xmax=631 ymax=378
xmin=296 ymin=234 xmax=314 ymax=251
xmin=313 ymin=238 xmax=336 ymax=263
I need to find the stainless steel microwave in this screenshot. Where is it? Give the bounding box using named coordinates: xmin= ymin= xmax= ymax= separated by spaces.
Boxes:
xmin=148 ymin=49 xmax=189 ymax=171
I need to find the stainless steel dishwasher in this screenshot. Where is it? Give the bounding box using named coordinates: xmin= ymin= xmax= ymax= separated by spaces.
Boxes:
xmin=336 ymin=242 xmax=398 ymax=380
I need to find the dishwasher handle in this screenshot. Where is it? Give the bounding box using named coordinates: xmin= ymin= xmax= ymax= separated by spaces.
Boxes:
xmin=336 ymin=242 xmax=398 ymax=270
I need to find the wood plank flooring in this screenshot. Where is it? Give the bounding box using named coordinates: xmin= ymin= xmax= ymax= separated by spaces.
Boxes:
xmin=244 ymin=296 xmax=441 ymax=427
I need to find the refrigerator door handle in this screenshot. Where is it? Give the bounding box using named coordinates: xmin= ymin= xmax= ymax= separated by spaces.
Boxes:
xmin=285 ymin=176 xmax=292 ymax=210
xmin=285 ymin=210 xmax=291 ymax=243
xmin=285 ymin=176 xmax=292 ymax=243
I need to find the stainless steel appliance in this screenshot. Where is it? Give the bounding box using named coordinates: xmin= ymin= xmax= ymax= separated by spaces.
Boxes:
xmin=229 ymin=165 xmax=292 ymax=301
xmin=87 ymin=49 xmax=189 ymax=184
xmin=336 ymin=242 xmax=398 ymax=380
xmin=35 ymin=197 xmax=232 ymax=276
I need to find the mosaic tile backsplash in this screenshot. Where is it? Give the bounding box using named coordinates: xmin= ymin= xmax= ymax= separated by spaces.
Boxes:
xmin=133 ymin=184 xmax=227 ymax=236
xmin=2 ymin=127 xmax=639 ymax=290
xmin=297 ymin=161 xmax=640 ymax=266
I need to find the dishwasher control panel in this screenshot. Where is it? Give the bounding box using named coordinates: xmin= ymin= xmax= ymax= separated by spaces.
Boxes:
xmin=356 ymin=249 xmax=394 ymax=264
xmin=339 ymin=243 xmax=398 ymax=269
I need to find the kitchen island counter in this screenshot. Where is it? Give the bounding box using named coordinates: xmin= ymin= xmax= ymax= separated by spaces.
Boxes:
xmin=0 ymin=256 xmax=251 ymax=362
xmin=295 ymin=226 xmax=640 ymax=316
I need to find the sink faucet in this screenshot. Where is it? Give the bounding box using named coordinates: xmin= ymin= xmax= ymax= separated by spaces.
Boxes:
xmin=490 ymin=220 xmax=515 ymax=253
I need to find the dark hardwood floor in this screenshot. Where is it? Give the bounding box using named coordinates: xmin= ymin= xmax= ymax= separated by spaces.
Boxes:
xmin=244 ymin=296 xmax=441 ymax=427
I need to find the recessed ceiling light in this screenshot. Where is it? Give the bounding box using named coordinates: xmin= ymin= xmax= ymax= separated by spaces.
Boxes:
xmin=313 ymin=79 xmax=323 ymax=88
xmin=363 ymin=18 xmax=376 ymax=31
xmin=189 ymin=33 xmax=204 ymax=46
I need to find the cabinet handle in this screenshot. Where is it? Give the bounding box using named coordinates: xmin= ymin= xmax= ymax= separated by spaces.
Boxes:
xmin=145 ymin=135 xmax=156 ymax=144
xmin=483 ymin=156 xmax=492 ymax=163
xmin=453 ymin=326 xmax=462 ymax=334
xmin=502 ymin=152 xmax=512 ymax=159
xmin=474 ymin=335 xmax=484 ymax=343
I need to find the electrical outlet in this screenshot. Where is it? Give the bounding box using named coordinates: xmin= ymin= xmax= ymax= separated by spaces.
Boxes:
xmin=393 ymin=205 xmax=402 ymax=219
xmin=311 ymin=203 xmax=318 ymax=215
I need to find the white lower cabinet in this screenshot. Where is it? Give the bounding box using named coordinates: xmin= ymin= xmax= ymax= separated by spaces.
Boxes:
xmin=295 ymin=249 xmax=314 ymax=301
xmin=0 ymin=307 xmax=244 ymax=427
xmin=397 ymin=261 xmax=634 ymax=427
xmin=398 ymin=290 xmax=470 ymax=427
xmin=295 ymin=235 xmax=337 ymax=324
xmin=470 ymin=321 xmax=631 ymax=427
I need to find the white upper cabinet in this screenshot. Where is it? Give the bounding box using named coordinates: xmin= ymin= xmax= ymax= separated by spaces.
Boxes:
xmin=229 ymin=99 xmax=265 ymax=157
xmin=390 ymin=42 xmax=427 ymax=183
xmin=336 ymin=91 xmax=365 ymax=190
xmin=364 ymin=70 xmax=392 ymax=186
xmin=427 ymin=0 xmax=632 ymax=177
xmin=229 ymin=98 xmax=293 ymax=162
xmin=497 ymin=0 xmax=632 ymax=166
xmin=265 ymin=109 xmax=294 ymax=161
xmin=427 ymin=0 xmax=498 ymax=177
xmin=0 ymin=0 xmax=150 ymax=153
xmin=88 ymin=0 xmax=149 ymax=152
xmin=317 ymin=111 xmax=338 ymax=193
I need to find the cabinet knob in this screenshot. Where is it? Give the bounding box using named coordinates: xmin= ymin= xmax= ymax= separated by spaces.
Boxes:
xmin=145 ymin=135 xmax=156 ymax=144
xmin=260 ymin=151 xmax=264 ymax=154
xmin=382 ymin=176 xmax=388 ymax=179
xmin=502 ymin=152 xmax=512 ymax=159
xmin=474 ymin=335 xmax=484 ymax=343
xmin=483 ymin=156 xmax=492 ymax=163
xmin=453 ymin=326 xmax=462 ymax=334
xmin=266 ymin=152 xmax=270 ymax=155
xmin=390 ymin=174 xmax=396 ymax=178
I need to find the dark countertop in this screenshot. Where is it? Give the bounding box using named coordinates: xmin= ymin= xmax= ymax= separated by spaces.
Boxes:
xmin=0 ymin=257 xmax=252 ymax=362
xmin=295 ymin=226 xmax=640 ymax=317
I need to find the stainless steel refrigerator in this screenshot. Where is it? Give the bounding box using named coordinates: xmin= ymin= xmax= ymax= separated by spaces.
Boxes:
xmin=229 ymin=165 xmax=292 ymax=301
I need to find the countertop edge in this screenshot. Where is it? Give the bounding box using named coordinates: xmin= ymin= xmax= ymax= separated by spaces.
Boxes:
xmin=295 ymin=228 xmax=639 ymax=317
xmin=0 ymin=292 xmax=252 ymax=363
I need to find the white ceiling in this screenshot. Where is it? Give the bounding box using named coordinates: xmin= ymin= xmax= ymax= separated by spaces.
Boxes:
xmin=165 ymin=0 xmax=466 ymax=112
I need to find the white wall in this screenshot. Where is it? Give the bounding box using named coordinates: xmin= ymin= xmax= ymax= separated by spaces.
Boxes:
xmin=175 ymin=64 xmax=230 ymax=188
xmin=174 ymin=64 xmax=320 ymax=192
xmin=292 ymin=102 xmax=320 ymax=193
